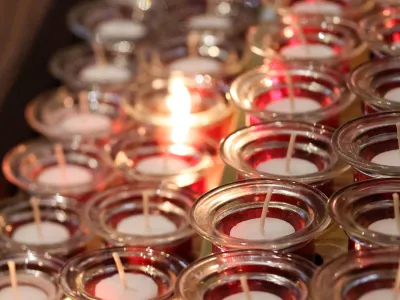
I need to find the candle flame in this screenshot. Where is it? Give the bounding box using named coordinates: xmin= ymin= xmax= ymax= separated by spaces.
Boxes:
xmin=167 ymin=73 xmax=191 ymax=144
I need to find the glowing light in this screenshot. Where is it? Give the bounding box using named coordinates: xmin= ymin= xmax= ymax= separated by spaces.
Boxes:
xmin=166 ymin=72 xmax=191 ymax=144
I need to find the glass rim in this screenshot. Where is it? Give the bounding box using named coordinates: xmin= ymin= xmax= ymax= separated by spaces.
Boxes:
xmin=83 ymin=183 xmax=195 ymax=246
xmin=220 ymin=121 xmax=350 ymax=183
xmin=190 ymin=178 xmax=330 ymax=250
xmin=229 ymin=62 xmax=356 ymax=123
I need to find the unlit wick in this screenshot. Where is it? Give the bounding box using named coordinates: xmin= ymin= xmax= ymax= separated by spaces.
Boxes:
xmin=29 ymin=197 xmax=43 ymax=239
xmin=285 ymin=134 xmax=297 ymax=173
xmin=259 ymin=188 xmax=273 ymax=234
xmin=239 ymin=276 xmax=252 ymax=300
xmin=54 ymin=143 xmax=67 ymax=183
xmin=285 ymin=71 xmax=295 ymax=113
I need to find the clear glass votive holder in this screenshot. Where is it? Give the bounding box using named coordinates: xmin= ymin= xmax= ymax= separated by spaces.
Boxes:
xmin=349 ymin=57 xmax=400 ymax=115
xmin=0 ymin=252 xmax=64 ymax=300
xmin=49 ymin=44 xmax=137 ymax=91
xmin=110 ymin=129 xmax=217 ymax=195
xmin=330 ymin=178 xmax=400 ymax=251
xmin=25 ymin=87 xmax=134 ymax=145
xmin=0 ymin=195 xmax=92 ymax=258
xmin=333 ymin=111 xmax=400 ymax=182
xmin=122 ymin=75 xmax=236 ymax=143
xmin=67 ymin=1 xmax=155 ymax=51
xmin=311 ymin=247 xmax=400 ymax=300
xmin=249 ymin=15 xmax=366 ymax=73
xmin=84 ymin=183 xmax=195 ymax=261
xmin=2 ymin=139 xmax=115 ymax=201
xmin=229 ymin=61 xmax=355 ymax=127
xmin=61 ymin=247 xmax=187 ymax=300
xmin=190 ymin=179 xmax=330 ymax=261
xmin=360 ymin=8 xmax=400 ymax=58
xmin=276 ymin=0 xmax=375 ymax=20
xmin=176 ymin=250 xmax=316 ymax=300
xmin=220 ymin=121 xmax=349 ymax=196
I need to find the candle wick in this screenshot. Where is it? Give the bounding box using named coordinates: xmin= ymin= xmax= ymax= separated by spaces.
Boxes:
xmin=285 ymin=71 xmax=295 ymax=114
xmin=393 ymin=193 xmax=400 ymax=235
xmin=285 ymin=133 xmax=297 ymax=173
xmin=292 ymin=19 xmax=309 ymax=54
xmin=7 ymin=260 xmax=20 ymax=300
xmin=187 ymin=31 xmax=198 ymax=57
xmin=112 ymin=253 xmax=127 ymax=289
xmin=239 ymin=276 xmax=252 ymax=300
xmin=78 ymin=91 xmax=89 ymax=114
xmin=30 ymin=196 xmax=43 ymax=240
xmin=393 ymin=250 xmax=400 ymax=298
xmin=260 ymin=188 xmax=273 ymax=235
xmin=92 ymin=41 xmax=107 ymax=66
xmin=396 ymin=123 xmax=400 ymax=153
xmin=142 ymin=192 xmax=151 ymax=233
xmin=54 ymin=144 xmax=68 ymax=185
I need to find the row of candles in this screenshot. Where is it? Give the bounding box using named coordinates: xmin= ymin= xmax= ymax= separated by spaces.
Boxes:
xmin=5 ymin=0 xmax=400 ymax=299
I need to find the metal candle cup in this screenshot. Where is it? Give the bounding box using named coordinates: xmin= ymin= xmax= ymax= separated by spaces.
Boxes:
xmin=0 ymin=195 xmax=92 ymax=257
xmin=190 ymin=179 xmax=330 ymax=261
xmin=176 ymin=250 xmax=316 ymax=300
xmin=84 ymin=183 xmax=195 ymax=261
xmin=229 ymin=62 xmax=355 ymax=127
xmin=333 ymin=112 xmax=400 ymax=181
xmin=60 ymin=247 xmax=187 ymax=300
xmin=220 ymin=121 xmax=349 ymax=196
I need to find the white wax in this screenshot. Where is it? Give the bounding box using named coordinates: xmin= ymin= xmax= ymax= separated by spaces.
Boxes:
xmin=280 ymin=44 xmax=335 ymax=60
xmin=117 ymin=215 xmax=177 ymax=236
xmin=224 ymin=291 xmax=282 ymax=300
xmin=79 ymin=64 xmax=131 ymax=84
xmin=256 ymin=158 xmax=319 ymax=176
xmin=37 ymin=165 xmax=93 ymax=187
xmin=96 ymin=19 xmax=147 ymax=40
xmin=168 ymin=57 xmax=222 ymax=74
xmin=0 ymin=285 xmax=47 ymax=300
xmin=359 ymin=289 xmax=396 ymax=300
xmin=95 ymin=273 xmax=158 ymax=300
xmin=58 ymin=112 xmax=111 ymax=135
xmin=135 ymin=156 xmax=191 ymax=175
xmin=188 ymin=15 xmax=232 ymax=30
xmin=368 ymin=219 xmax=400 ymax=236
xmin=12 ymin=221 xmax=70 ymax=245
xmin=230 ymin=218 xmax=295 ymax=240
xmin=384 ymin=87 xmax=400 ymax=102
xmin=371 ymin=150 xmax=400 ymax=167
xmin=265 ymin=97 xmax=321 ymax=113
xmin=291 ymin=1 xmax=342 ymax=15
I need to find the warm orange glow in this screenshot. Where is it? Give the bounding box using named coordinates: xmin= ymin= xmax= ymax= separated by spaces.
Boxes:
xmin=167 ymin=73 xmax=191 ymax=144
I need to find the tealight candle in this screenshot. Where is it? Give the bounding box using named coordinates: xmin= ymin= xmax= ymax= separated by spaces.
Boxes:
xmin=223 ymin=291 xmax=282 ymax=300
xmin=256 ymin=158 xmax=319 ymax=176
xmin=359 ymin=289 xmax=395 ymax=300
xmin=188 ymin=15 xmax=232 ymax=30
xmin=0 ymin=285 xmax=47 ymax=300
xmin=37 ymin=165 xmax=93 ymax=187
xmin=265 ymin=97 xmax=322 ymax=113
xmin=384 ymin=87 xmax=400 ymax=102
xmin=57 ymin=112 xmax=112 ymax=135
xmin=168 ymin=57 xmax=222 ymax=75
xmin=135 ymin=156 xmax=191 ymax=176
xmin=79 ymin=64 xmax=131 ymax=84
xmin=371 ymin=150 xmax=400 ymax=166
xmin=230 ymin=218 xmax=295 ymax=240
xmin=96 ymin=19 xmax=147 ymax=40
xmin=291 ymin=1 xmax=342 ymax=15
xmin=95 ymin=273 xmax=158 ymax=300
xmin=368 ymin=219 xmax=399 ymax=235
xmin=12 ymin=221 xmax=70 ymax=245
xmin=117 ymin=215 xmax=177 ymax=236
xmin=280 ymin=44 xmax=335 ymax=60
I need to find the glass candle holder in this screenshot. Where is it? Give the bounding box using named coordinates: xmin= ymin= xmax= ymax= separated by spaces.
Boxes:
xmin=311 ymin=247 xmax=400 ymax=300
xmin=276 ymin=0 xmax=375 ymax=20
xmin=333 ymin=111 xmax=400 ymax=182
xmin=84 ymin=183 xmax=195 ymax=261
xmin=122 ymin=75 xmax=236 ymax=143
xmin=190 ymin=179 xmax=330 ymax=261
xmin=176 ymin=250 xmax=316 ymax=300
xmin=360 ymin=8 xmax=400 ymax=58
xmin=110 ymin=129 xmax=217 ymax=195
xmin=60 ymin=247 xmax=187 ymax=300
xmin=220 ymin=121 xmax=349 ymax=196
xmin=349 ymin=57 xmax=400 ymax=115
xmin=2 ymin=139 xmax=115 ymax=201
xmin=330 ymin=178 xmax=400 ymax=251
xmin=67 ymin=1 xmax=155 ymax=52
xmin=49 ymin=44 xmax=137 ymax=91
xmin=249 ymin=15 xmax=366 ymax=73
xmin=25 ymin=87 xmax=134 ymax=145
xmin=0 ymin=195 xmax=92 ymax=257
xmin=229 ymin=61 xmax=355 ymax=128
xmin=0 ymin=252 xmax=64 ymax=300
xmin=139 ymin=31 xmax=248 ymax=82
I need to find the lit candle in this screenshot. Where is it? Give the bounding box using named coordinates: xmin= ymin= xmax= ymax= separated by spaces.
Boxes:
xmin=265 ymin=97 xmax=321 ymax=113
xmin=168 ymin=57 xmax=222 ymax=74
xmin=223 ymin=291 xmax=282 ymax=300
xmin=12 ymin=221 xmax=70 ymax=245
xmin=95 ymin=273 xmax=158 ymax=300
xmin=135 ymin=156 xmax=191 ymax=175
xmin=359 ymin=289 xmax=397 ymax=300
xmin=384 ymin=87 xmax=400 ymax=102
xmin=280 ymin=44 xmax=335 ymax=60
xmin=79 ymin=64 xmax=131 ymax=84
xmin=96 ymin=19 xmax=147 ymax=40
xmin=188 ymin=15 xmax=232 ymax=30
xmin=117 ymin=215 xmax=177 ymax=236
xmin=37 ymin=165 xmax=93 ymax=187
xmin=57 ymin=112 xmax=111 ymax=135
xmin=291 ymin=1 xmax=342 ymax=15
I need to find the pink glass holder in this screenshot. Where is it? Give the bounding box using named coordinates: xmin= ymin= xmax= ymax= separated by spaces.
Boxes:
xmin=190 ymin=179 xmax=330 ymax=262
